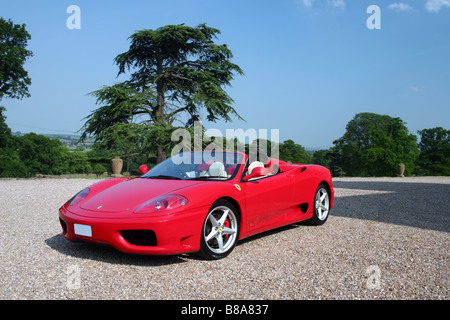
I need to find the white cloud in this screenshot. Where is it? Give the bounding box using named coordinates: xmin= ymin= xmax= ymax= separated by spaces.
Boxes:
xmin=425 ymin=0 xmax=450 ymax=12
xmin=300 ymin=0 xmax=316 ymax=8
xmin=328 ymin=0 xmax=346 ymax=8
xmin=297 ymin=0 xmax=346 ymax=9
xmin=388 ymin=3 xmax=413 ymax=12
xmin=409 ymin=86 xmax=421 ymax=93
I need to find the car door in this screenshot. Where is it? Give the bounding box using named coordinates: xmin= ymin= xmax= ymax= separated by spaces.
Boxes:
xmin=241 ymin=172 xmax=295 ymax=233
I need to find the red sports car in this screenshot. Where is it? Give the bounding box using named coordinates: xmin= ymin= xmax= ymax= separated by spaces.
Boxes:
xmin=59 ymin=151 xmax=334 ymax=259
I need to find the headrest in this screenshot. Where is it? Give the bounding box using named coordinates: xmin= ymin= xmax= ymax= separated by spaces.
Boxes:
xmin=247 ymin=161 xmax=265 ymax=175
xmin=208 ymin=162 xmax=227 ymax=177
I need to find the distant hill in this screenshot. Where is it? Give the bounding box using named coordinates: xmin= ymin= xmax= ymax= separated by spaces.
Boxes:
xmin=12 ymin=132 xmax=94 ymax=151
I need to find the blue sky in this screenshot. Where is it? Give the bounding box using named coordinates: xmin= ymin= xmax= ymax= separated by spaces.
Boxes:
xmin=1 ymin=0 xmax=449 ymax=149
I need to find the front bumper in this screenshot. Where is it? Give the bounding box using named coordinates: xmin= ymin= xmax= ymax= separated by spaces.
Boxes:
xmin=58 ymin=205 xmax=207 ymax=255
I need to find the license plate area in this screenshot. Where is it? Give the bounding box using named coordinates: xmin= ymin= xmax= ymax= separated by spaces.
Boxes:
xmin=74 ymin=224 xmax=92 ymax=237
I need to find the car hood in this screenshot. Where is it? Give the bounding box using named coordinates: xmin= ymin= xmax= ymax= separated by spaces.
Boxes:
xmin=79 ymin=178 xmax=202 ymax=214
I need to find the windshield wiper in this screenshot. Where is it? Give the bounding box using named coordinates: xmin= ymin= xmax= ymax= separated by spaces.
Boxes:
xmin=187 ymin=176 xmax=228 ymax=180
xmin=144 ymin=175 xmax=182 ymax=180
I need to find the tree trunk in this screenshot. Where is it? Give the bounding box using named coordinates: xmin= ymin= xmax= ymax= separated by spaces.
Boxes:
xmin=154 ymin=59 xmax=167 ymax=164
xmin=156 ymin=146 xmax=166 ymax=164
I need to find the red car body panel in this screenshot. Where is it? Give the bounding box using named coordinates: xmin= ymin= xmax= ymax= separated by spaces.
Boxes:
xmin=59 ymin=152 xmax=334 ymax=255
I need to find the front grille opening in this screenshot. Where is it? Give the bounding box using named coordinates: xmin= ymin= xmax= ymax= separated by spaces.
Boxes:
xmin=60 ymin=218 xmax=67 ymax=234
xmin=120 ymin=230 xmax=157 ymax=246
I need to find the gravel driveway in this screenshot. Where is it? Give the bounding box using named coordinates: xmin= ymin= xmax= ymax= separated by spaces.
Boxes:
xmin=0 ymin=177 xmax=448 ymax=300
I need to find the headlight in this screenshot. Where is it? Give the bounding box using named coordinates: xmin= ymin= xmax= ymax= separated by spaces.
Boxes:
xmin=134 ymin=194 xmax=188 ymax=214
xmin=67 ymin=188 xmax=90 ymax=206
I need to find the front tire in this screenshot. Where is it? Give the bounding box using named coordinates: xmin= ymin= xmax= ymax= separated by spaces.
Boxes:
xmin=198 ymin=200 xmax=239 ymax=260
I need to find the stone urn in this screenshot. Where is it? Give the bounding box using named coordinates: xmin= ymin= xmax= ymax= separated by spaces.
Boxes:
xmin=398 ymin=163 xmax=405 ymax=177
xmin=111 ymin=156 xmax=123 ymax=177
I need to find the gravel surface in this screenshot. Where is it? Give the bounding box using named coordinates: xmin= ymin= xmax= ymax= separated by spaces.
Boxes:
xmin=0 ymin=177 xmax=448 ymax=300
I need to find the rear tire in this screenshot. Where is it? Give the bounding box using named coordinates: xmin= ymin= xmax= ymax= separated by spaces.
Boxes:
xmin=306 ymin=183 xmax=330 ymax=225
xmin=198 ymin=200 xmax=239 ymax=260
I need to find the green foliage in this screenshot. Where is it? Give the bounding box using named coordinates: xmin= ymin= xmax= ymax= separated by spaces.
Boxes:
xmin=68 ymin=150 xmax=92 ymax=174
xmin=416 ymin=127 xmax=450 ymax=176
xmin=96 ymin=122 xmax=147 ymax=153
xmin=0 ymin=18 xmax=33 ymax=100
xmin=0 ymin=106 xmax=11 ymax=148
xmin=331 ymin=113 xmax=419 ymax=176
xmin=325 ymin=146 xmax=347 ymax=177
xmin=0 ymin=134 xmax=95 ymax=177
xmin=0 ymin=149 xmax=27 ymax=178
xmin=80 ymin=85 xmax=155 ymax=141
xmin=80 ymin=24 xmax=244 ymax=163
xmin=0 ymin=109 xmax=94 ymax=177
xmin=0 ymin=107 xmax=21 ymax=177
xmin=279 ymin=139 xmax=310 ymax=164
xmin=114 ymin=23 xmax=244 ymax=124
xmin=95 ymin=122 xmax=153 ymax=172
xmin=311 ymin=149 xmax=330 ymax=168
xmin=12 ymin=133 xmax=71 ymax=176
xmin=93 ymin=163 xmax=107 ymax=177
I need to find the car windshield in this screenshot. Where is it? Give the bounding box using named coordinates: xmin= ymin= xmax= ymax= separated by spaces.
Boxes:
xmin=141 ymin=152 xmax=245 ymax=181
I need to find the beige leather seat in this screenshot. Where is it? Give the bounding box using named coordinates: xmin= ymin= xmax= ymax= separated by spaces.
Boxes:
xmin=208 ymin=162 xmax=227 ymax=178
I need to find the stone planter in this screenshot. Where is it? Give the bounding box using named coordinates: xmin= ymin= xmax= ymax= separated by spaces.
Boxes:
xmin=398 ymin=163 xmax=405 ymax=177
xmin=111 ymin=156 xmax=123 ymax=177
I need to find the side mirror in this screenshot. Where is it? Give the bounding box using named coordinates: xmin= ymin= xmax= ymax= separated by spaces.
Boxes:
xmin=139 ymin=164 xmax=149 ymax=175
xmin=242 ymin=167 xmax=269 ymax=182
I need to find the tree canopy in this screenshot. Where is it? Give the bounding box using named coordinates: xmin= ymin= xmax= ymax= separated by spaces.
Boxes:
xmin=331 ymin=113 xmax=419 ymax=176
xmin=0 ymin=18 xmax=33 ymax=101
xmin=80 ymin=24 xmax=244 ymax=163
xmin=416 ymin=127 xmax=450 ymax=176
xmin=279 ymin=139 xmax=310 ymax=164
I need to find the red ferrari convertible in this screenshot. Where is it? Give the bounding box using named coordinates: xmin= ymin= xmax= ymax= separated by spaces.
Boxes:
xmin=59 ymin=151 xmax=334 ymax=259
